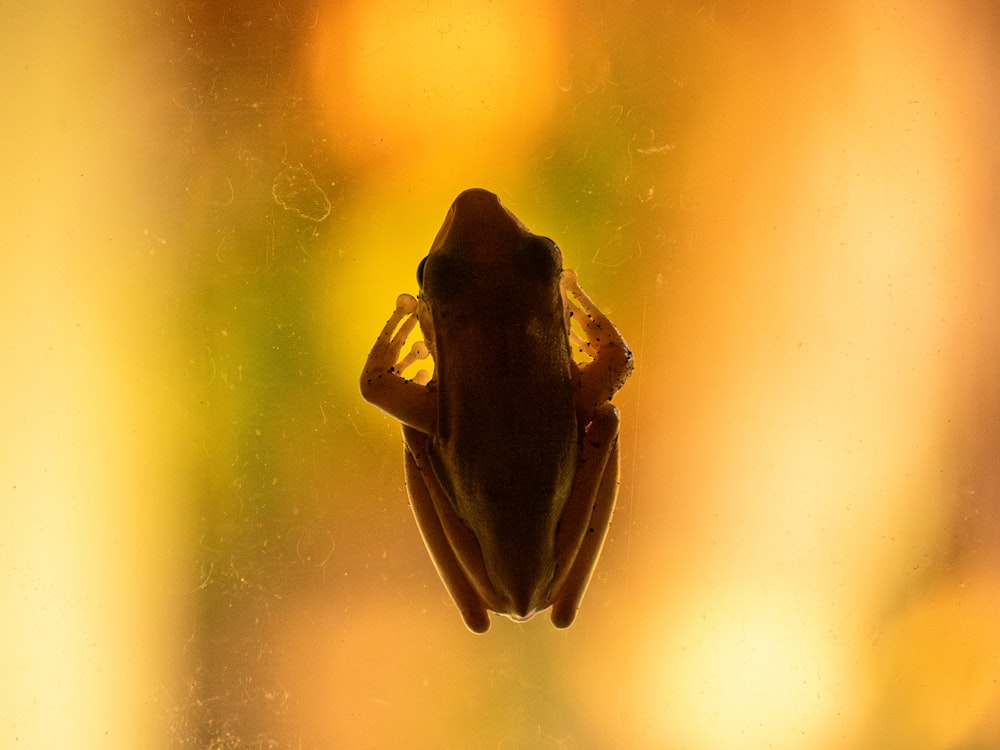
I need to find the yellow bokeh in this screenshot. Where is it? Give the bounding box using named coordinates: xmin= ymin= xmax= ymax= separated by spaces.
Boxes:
xmin=310 ymin=0 xmax=562 ymax=177
xmin=3 ymin=1 xmax=998 ymax=748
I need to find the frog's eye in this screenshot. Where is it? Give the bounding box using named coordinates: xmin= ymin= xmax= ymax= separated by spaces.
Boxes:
xmin=520 ymin=236 xmax=562 ymax=285
xmin=416 ymin=255 xmax=429 ymax=289
xmin=419 ymin=251 xmax=466 ymax=301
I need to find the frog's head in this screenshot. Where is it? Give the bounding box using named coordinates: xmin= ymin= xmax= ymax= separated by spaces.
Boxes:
xmin=416 ymin=189 xmax=564 ymax=312
xmin=429 ymin=188 xmax=529 ymax=259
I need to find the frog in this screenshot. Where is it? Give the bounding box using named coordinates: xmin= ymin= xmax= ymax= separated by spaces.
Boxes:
xmin=360 ymin=188 xmax=633 ymax=632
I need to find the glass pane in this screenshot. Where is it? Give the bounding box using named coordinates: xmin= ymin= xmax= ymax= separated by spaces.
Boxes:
xmin=4 ymin=1 xmax=998 ymax=748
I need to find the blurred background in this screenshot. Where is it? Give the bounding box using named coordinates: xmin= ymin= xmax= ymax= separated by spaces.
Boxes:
xmin=2 ymin=1 xmax=998 ymax=748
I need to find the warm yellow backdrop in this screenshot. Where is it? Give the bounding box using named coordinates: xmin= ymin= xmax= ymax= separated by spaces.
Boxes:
xmin=2 ymin=1 xmax=997 ymax=748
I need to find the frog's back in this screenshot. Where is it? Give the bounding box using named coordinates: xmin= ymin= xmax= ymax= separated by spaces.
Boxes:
xmin=428 ymin=300 xmax=580 ymax=611
xmin=431 ymin=298 xmax=579 ymax=516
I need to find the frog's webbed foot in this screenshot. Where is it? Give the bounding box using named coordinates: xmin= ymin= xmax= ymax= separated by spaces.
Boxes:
xmin=393 ymin=336 xmax=433 ymax=386
xmin=360 ymin=294 xmax=436 ymax=432
xmin=560 ymin=270 xmax=634 ymax=412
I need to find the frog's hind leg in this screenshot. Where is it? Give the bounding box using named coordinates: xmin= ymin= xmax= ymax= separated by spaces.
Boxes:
xmin=549 ymin=403 xmax=621 ymax=628
xmin=402 ymin=427 xmax=492 ymax=633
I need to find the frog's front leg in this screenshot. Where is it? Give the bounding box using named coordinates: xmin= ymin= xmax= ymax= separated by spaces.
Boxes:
xmin=561 ymin=269 xmax=634 ymax=413
xmin=359 ymin=294 xmax=436 ymax=433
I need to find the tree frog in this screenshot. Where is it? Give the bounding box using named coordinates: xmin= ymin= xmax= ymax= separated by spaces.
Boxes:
xmin=360 ymin=188 xmax=633 ymax=632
